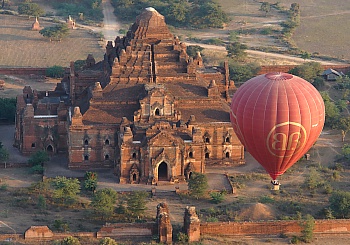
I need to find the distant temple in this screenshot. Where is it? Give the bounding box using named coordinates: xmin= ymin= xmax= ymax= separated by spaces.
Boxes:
xmin=15 ymin=8 xmax=244 ymax=184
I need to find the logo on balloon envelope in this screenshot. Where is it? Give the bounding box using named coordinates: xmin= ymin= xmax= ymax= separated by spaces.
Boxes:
xmin=267 ymin=122 xmax=307 ymax=157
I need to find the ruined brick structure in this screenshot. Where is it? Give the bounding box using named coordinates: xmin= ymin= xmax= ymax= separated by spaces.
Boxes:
xmin=184 ymin=206 xmax=200 ymax=242
xmin=15 ymin=7 xmax=244 ymax=184
xmin=157 ymin=202 xmax=172 ymax=243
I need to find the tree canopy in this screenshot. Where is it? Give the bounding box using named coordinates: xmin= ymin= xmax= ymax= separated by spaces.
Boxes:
xmin=28 ymin=150 xmax=49 ymax=166
xmin=289 ymin=62 xmax=323 ymax=82
xmin=91 ymin=188 xmax=117 ymax=220
xmin=329 ymin=191 xmax=350 ymax=218
xmin=18 ymin=1 xmax=44 ymax=17
xmin=126 ymin=191 xmax=148 ymax=218
xmin=188 ymin=172 xmax=208 ymax=199
xmin=228 ymin=61 xmax=261 ymax=86
xmin=111 ymin=0 xmax=229 ymax=29
xmin=51 ymin=176 xmax=80 ymax=205
xmin=320 ymin=92 xmax=340 ymax=127
xmin=226 ymin=42 xmax=248 ymax=61
xmin=0 ymin=147 xmax=9 ymax=164
xmin=39 ymin=23 xmax=70 ymax=41
xmin=0 ymin=98 xmax=16 ymax=123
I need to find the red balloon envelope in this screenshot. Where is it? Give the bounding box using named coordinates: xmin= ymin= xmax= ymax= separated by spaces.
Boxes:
xmin=230 ymin=72 xmax=325 ymax=180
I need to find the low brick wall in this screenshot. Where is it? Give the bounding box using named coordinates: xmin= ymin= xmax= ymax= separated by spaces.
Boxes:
xmin=0 ymin=68 xmax=47 ymax=76
xmin=97 ymin=222 xmax=156 ymax=238
xmin=258 ymin=65 xmax=350 ymax=75
xmin=200 ymin=219 xmax=350 ymax=236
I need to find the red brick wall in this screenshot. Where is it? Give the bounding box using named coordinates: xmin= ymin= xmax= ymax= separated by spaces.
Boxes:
xmin=259 ymin=65 xmax=350 ymax=75
xmin=0 ymin=68 xmax=47 ymax=76
xmin=200 ymin=219 xmax=350 ymax=236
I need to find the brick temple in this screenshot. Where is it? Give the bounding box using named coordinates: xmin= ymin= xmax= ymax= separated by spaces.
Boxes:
xmin=15 ymin=7 xmax=244 ymax=184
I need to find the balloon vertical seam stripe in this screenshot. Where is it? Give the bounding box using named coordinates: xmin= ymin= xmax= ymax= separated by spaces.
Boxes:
xmin=230 ymin=72 xmax=325 ymax=181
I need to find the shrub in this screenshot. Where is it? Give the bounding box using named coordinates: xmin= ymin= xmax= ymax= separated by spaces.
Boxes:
xmin=176 ymin=232 xmax=188 ymax=244
xmin=99 ymin=237 xmax=117 ymax=245
xmin=61 ymin=236 xmax=80 ymax=245
xmin=329 ymin=191 xmax=350 ymax=218
xmin=206 ymin=217 xmax=219 ymax=222
xmin=300 ymin=214 xmax=315 ymax=243
xmin=210 ymin=191 xmax=225 ymax=204
xmin=46 ymin=66 xmax=65 ymax=78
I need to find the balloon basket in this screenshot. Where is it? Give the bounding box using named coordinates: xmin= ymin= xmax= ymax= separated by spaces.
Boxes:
xmin=271 ymin=180 xmax=280 ymax=191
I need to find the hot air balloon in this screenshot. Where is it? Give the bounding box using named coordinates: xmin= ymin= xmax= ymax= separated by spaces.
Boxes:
xmin=230 ymin=72 xmax=325 ymax=189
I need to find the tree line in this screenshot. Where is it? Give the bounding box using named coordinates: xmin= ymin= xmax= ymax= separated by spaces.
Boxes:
xmin=111 ymin=0 xmax=229 ymax=28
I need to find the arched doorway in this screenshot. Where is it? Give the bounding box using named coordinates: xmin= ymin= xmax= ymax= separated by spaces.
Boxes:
xmin=155 ymin=108 xmax=160 ymax=116
xmin=46 ymin=145 xmax=53 ymax=153
xmin=158 ymin=162 xmax=168 ymax=181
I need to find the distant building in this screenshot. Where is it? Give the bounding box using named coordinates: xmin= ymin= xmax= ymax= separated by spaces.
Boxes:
xmin=322 ymin=68 xmax=344 ymax=81
xmin=15 ymin=8 xmax=244 ymax=184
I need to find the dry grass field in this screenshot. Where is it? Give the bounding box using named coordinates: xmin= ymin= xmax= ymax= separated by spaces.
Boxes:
xmin=0 ymin=15 xmax=104 ymax=68
xmin=215 ymin=0 xmax=350 ymax=60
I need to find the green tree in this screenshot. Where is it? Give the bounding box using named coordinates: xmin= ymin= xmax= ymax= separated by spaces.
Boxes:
xmin=260 ymin=2 xmax=271 ymax=16
xmin=186 ymin=45 xmax=204 ymax=58
xmin=39 ymin=23 xmax=70 ymax=41
xmin=228 ymin=61 xmax=261 ymax=86
xmin=61 ymin=236 xmax=80 ymax=245
xmin=226 ymin=42 xmax=248 ymax=61
xmin=90 ymin=188 xmax=117 ymax=220
xmin=0 ymin=98 xmax=16 ymax=123
xmin=210 ymin=191 xmax=225 ymax=204
xmin=37 ymin=194 xmax=47 ymax=211
xmin=0 ymin=147 xmax=9 ymax=167
xmin=188 ymin=172 xmax=208 ymax=199
xmin=191 ymin=2 xmax=229 ymax=28
xmin=28 ymin=150 xmax=49 ymax=166
xmin=321 ymin=92 xmax=340 ymax=127
xmin=51 ymin=176 xmax=80 ymax=205
xmin=165 ymin=0 xmax=190 ymax=26
xmin=342 ymin=144 xmax=350 ymax=159
xmin=300 ymin=51 xmax=311 ymax=60
xmin=45 ymin=66 xmax=65 ymax=78
xmin=126 ymin=191 xmax=148 ymax=219
xmin=300 ymin=214 xmax=315 ymax=243
xmin=303 ymin=168 xmax=322 ymax=190
xmin=83 ymin=171 xmax=98 ymax=193
xmin=312 ymin=76 xmax=325 ymax=90
xmin=337 ymin=116 xmax=350 ymax=141
xmin=18 ymin=1 xmax=44 ymax=17
xmin=329 ymin=191 xmax=350 ymax=218
xmin=99 ymin=237 xmax=117 ymax=245
xmin=289 ymin=62 xmax=323 ymax=82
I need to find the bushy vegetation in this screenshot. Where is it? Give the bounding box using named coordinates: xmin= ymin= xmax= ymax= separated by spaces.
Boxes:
xmin=289 ymin=62 xmax=323 ymax=83
xmin=83 ymin=171 xmax=97 ymax=193
xmin=46 ymin=66 xmax=65 ymax=78
xmin=52 ymin=0 xmax=103 ymax=22
xmin=40 ymin=23 xmax=70 ymax=42
xmin=111 ymin=0 xmax=229 ymax=28
xmin=227 ymin=61 xmax=261 ymax=86
xmin=18 ymin=0 xmax=44 ymax=17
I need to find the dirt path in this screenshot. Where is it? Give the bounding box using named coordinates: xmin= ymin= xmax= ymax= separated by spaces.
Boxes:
xmin=185 ymin=41 xmax=346 ymax=66
xmin=101 ymin=0 xmax=121 ymax=43
xmin=301 ymin=10 xmax=350 ymax=20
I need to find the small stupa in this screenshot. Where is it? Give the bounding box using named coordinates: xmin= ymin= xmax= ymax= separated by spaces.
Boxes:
xmin=31 ymin=17 xmax=42 ymax=31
